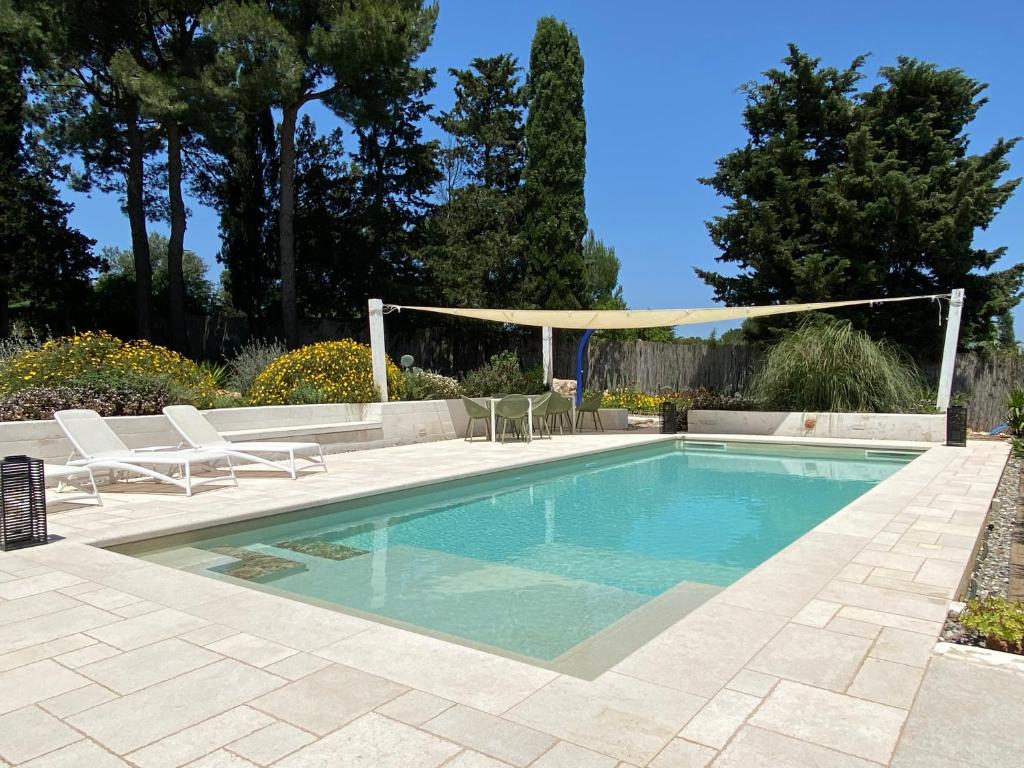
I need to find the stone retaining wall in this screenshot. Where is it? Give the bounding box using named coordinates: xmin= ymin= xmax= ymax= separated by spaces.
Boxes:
xmin=687 ymin=410 xmax=946 ymax=442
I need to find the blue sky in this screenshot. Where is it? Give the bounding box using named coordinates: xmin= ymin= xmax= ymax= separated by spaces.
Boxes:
xmin=62 ymin=0 xmax=1024 ymax=339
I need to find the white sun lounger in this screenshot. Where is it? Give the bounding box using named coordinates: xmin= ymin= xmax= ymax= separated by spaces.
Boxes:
xmin=55 ymin=409 xmax=237 ymax=497
xmin=163 ymin=405 xmax=327 ymax=480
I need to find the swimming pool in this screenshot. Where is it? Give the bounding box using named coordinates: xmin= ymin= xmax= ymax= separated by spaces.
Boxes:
xmin=114 ymin=441 xmax=915 ymax=673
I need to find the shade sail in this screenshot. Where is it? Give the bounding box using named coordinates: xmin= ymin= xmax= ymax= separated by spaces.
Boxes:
xmin=386 ymin=294 xmax=948 ymax=330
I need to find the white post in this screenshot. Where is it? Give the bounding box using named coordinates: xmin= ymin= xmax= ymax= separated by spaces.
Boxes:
xmin=935 ymin=288 xmax=964 ymax=412
xmin=542 ymin=326 xmax=553 ymax=387
xmin=368 ymin=298 xmax=388 ymax=403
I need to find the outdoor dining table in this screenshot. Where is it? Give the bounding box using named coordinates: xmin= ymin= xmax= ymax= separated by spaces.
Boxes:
xmin=485 ymin=395 xmax=576 ymax=442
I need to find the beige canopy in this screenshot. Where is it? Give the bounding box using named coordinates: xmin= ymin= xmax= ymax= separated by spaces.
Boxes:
xmin=386 ymin=294 xmax=948 ymax=330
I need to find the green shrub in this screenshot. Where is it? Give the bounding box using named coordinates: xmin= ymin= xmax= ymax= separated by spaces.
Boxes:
xmin=0 ymin=378 xmax=175 ymax=421
xmin=1007 ymin=389 xmax=1024 ymax=437
xmin=226 ymin=339 xmax=287 ymax=394
xmin=403 ymin=370 xmax=462 ymax=400
xmin=460 ymin=352 xmax=545 ymax=397
xmin=597 ymin=389 xmax=664 ymax=413
xmin=688 ymin=387 xmax=756 ymax=411
xmin=960 ymin=596 xmax=1024 ymax=653
xmin=0 ymin=331 xmax=219 ymax=407
xmin=247 ymin=339 xmax=404 ymax=405
xmin=749 ymin=317 xmax=924 ymax=413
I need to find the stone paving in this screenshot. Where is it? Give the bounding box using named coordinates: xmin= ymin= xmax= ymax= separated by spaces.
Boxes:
xmin=0 ymin=434 xmax=1020 ymax=767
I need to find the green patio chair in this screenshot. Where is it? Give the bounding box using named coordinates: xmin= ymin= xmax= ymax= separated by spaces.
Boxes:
xmin=494 ymin=394 xmax=531 ymax=443
xmin=575 ymin=392 xmax=604 ymax=432
xmin=461 ymin=396 xmax=491 ymax=441
xmin=528 ymin=392 xmax=553 ymax=439
xmin=545 ymin=392 xmax=574 ymax=435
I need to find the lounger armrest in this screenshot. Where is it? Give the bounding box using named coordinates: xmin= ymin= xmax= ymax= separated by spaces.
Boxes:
xmin=133 ymin=444 xmax=183 ymax=453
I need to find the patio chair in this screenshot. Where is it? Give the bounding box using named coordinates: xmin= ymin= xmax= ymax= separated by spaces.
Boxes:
xmin=575 ymin=392 xmax=604 ymax=432
xmin=528 ymin=392 xmax=553 ymax=439
xmin=460 ymin=396 xmax=492 ymax=441
xmin=163 ymin=405 xmax=326 ymax=479
xmin=545 ymin=392 xmax=575 ymax=435
xmin=55 ymin=409 xmax=236 ymax=497
xmin=494 ymin=394 xmax=531 ymax=443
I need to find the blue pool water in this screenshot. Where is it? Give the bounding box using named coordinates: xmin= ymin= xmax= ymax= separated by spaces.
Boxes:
xmin=119 ymin=442 xmax=913 ymax=665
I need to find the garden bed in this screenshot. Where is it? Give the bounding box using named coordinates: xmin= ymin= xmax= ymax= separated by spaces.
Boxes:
xmin=942 ymin=448 xmax=1024 ymax=654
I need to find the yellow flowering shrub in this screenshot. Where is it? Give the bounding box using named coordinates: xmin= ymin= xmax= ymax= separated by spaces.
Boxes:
xmin=0 ymin=331 xmax=219 ymax=405
xmin=247 ymin=339 xmax=404 ymax=405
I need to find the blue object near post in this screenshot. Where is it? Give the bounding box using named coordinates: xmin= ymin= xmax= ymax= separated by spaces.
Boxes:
xmin=574 ymin=329 xmax=594 ymax=406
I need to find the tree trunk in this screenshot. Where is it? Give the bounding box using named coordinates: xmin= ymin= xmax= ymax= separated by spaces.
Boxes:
xmin=165 ymin=121 xmax=188 ymax=352
xmin=125 ymin=112 xmax=152 ymax=340
xmin=278 ymin=103 xmax=298 ymax=348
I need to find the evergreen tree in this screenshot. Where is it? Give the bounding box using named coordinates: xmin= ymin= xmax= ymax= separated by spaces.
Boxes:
xmin=0 ymin=11 xmax=97 ymax=335
xmin=194 ymin=106 xmax=279 ymax=332
xmin=522 ymin=17 xmax=588 ymax=310
xmin=422 ymin=53 xmax=526 ymax=308
xmin=205 ymin=0 xmax=438 ymax=346
xmin=698 ymin=45 xmax=1021 ymax=352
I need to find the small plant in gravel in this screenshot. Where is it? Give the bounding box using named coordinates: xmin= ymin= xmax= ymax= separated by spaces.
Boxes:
xmin=1006 ymin=389 xmax=1024 ymax=437
xmin=959 ymin=596 xmax=1024 ymax=654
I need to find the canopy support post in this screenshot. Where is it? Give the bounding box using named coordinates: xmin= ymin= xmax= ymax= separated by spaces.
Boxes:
xmin=368 ymin=298 xmax=388 ymax=403
xmin=542 ymin=326 xmax=553 ymax=388
xmin=574 ymin=329 xmax=594 ymax=406
xmin=935 ymin=288 xmax=964 ymax=412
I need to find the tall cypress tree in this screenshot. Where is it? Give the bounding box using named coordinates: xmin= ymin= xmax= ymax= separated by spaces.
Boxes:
xmin=522 ymin=17 xmax=588 ymax=309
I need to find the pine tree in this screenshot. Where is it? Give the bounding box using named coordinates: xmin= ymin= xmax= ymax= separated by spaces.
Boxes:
xmin=698 ymin=45 xmax=1021 ymax=352
xmin=522 ymin=17 xmax=588 ymax=310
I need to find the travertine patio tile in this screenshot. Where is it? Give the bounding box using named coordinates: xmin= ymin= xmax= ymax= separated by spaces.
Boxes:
xmin=613 ymin=603 xmax=787 ymax=698
xmin=648 ymin=738 xmax=715 ymax=768
xmin=262 ymin=651 xmax=332 ymax=680
xmin=847 ymin=658 xmax=923 ymax=709
xmin=531 ymin=741 xmax=619 ymax=768
xmin=39 ymin=682 xmax=117 ymax=717
xmin=126 ymin=706 xmax=273 ymax=768
xmin=178 ymin=623 xmax=239 ymax=646
xmin=226 ymin=721 xmax=315 ymax=765
xmin=826 ymin=616 xmax=882 ymax=639
xmin=748 ymin=624 xmax=871 ymax=691
xmin=54 ymin=641 xmax=121 ymax=668
xmin=317 ymin=624 xmax=556 ymax=714
xmin=749 ymin=681 xmax=906 ymax=764
xmin=78 ymin=637 xmax=220 ymax=694
xmin=0 ymin=631 xmax=96 ymax=672
xmin=0 ymin=590 xmax=79 ymax=627
xmin=0 ymin=706 xmax=81 ymax=763
xmin=897 ymin=655 xmax=1024 ymax=766
xmin=679 ymin=688 xmax=760 ymax=749
xmin=69 ymin=661 xmax=282 ymax=754
xmin=185 ymin=750 xmax=260 ymax=767
xmin=444 ymin=750 xmax=513 ymax=767
xmin=715 ymin=560 xmax=838 ymax=618
xmin=0 ymin=659 xmax=90 ymax=714
xmin=18 ymin=739 xmax=130 ymax=767
xmin=250 ymin=662 xmax=406 ymax=735
xmin=712 ymin=725 xmax=880 ymax=767
xmin=870 ymin=627 xmax=936 ymax=668
xmin=864 ymin=575 xmax=954 ymax=599
xmin=914 ymin=559 xmax=965 ymax=589
xmin=792 ymin=599 xmax=842 ymax=628
xmin=0 ymin=604 xmax=116 ymax=656
xmin=836 ymin=606 xmax=940 ymax=636
xmin=888 ymin=744 xmax=981 ymax=767
xmin=110 ymin=599 xmax=164 ymax=618
xmin=0 ymin=571 xmax=84 ymax=600
xmin=208 ymin=632 xmax=296 ymax=667
xmin=377 ymin=689 xmax=454 ymax=726
xmin=274 ymin=712 xmax=461 ymax=768
xmin=852 ymin=550 xmax=924 ymax=573
xmin=835 ymin=563 xmax=872 ymax=583
xmin=506 ymin=671 xmax=705 ymax=764
xmin=818 ymin=580 xmax=948 ymax=622
xmin=423 ymin=704 xmax=555 ymax=766
xmin=725 ymin=669 xmax=777 ymax=697
xmin=85 ymin=607 xmax=211 ymax=651
xmin=99 ymin=564 xmax=243 ymax=610
xmin=190 ymin=590 xmax=370 ymax=652
xmin=72 ymin=586 xmax=144 ymax=610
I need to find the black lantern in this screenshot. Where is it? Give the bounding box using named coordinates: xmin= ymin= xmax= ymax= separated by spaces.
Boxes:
xmin=660 ymin=401 xmax=679 ymax=434
xmin=0 ymin=455 xmax=47 ymax=551
xmin=945 ymin=405 xmax=967 ymax=447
